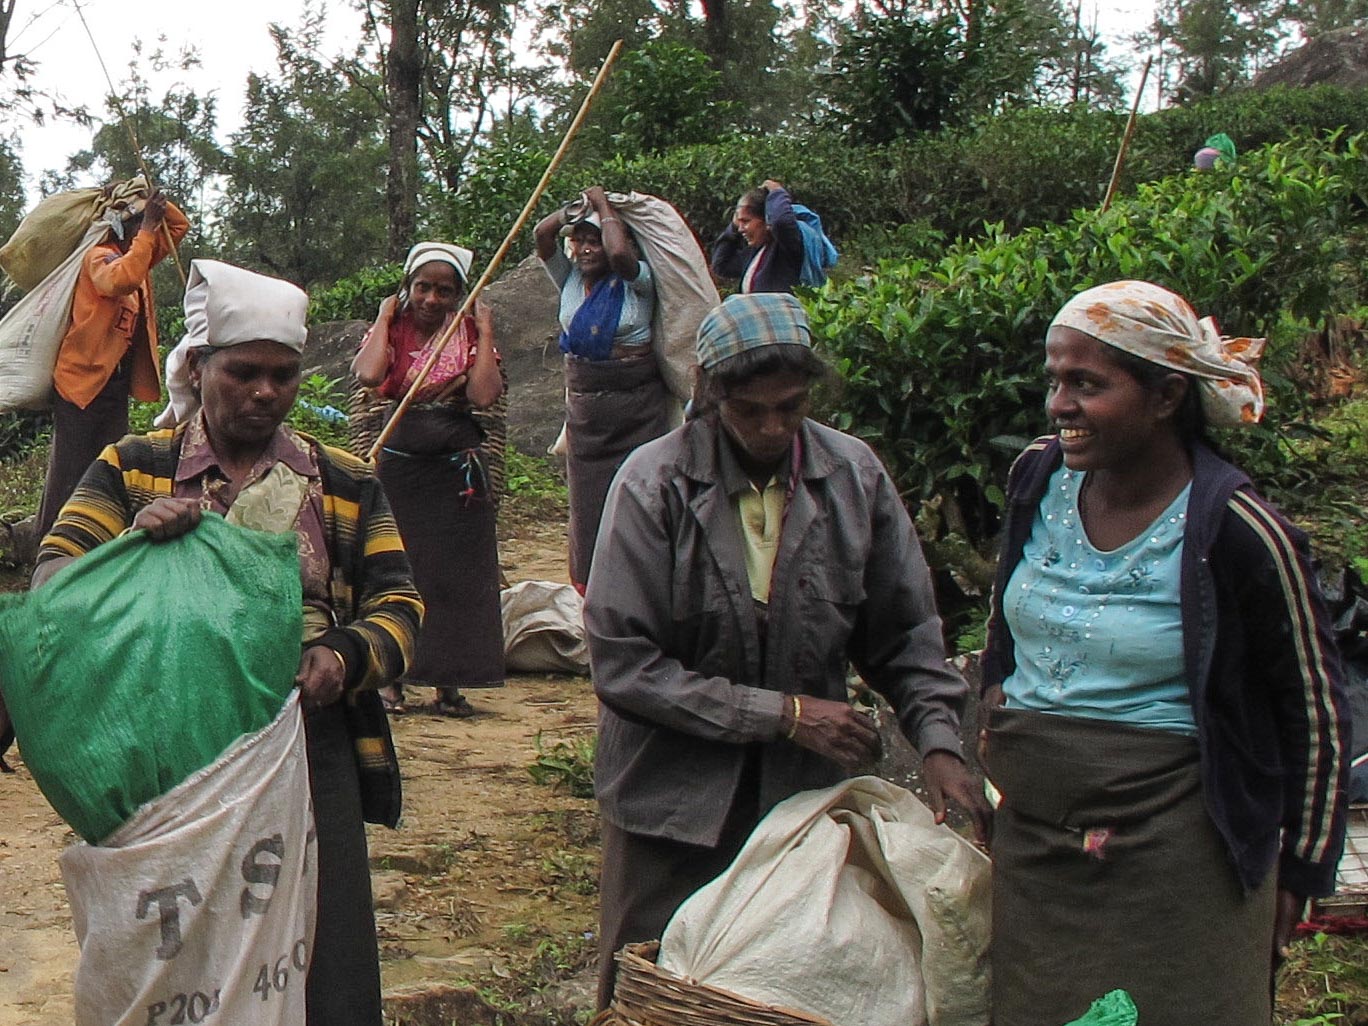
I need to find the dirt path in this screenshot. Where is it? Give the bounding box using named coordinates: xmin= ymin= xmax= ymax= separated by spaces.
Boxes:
xmin=0 ymin=520 xmax=602 ymax=1026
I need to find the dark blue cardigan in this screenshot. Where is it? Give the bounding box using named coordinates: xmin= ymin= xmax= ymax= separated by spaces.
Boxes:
xmin=983 ymin=436 xmax=1351 ymax=898
xmin=709 ymin=186 xmax=805 ymax=294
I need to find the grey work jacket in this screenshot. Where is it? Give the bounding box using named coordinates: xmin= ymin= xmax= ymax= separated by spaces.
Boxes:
xmin=584 ymin=416 xmax=968 ymax=846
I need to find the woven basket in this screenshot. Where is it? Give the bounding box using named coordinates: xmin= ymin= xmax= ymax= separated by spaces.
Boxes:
xmin=603 ymin=941 xmax=835 ymax=1026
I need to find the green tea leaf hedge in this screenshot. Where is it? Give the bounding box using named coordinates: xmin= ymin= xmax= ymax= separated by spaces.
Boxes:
xmin=805 ymin=132 xmax=1368 ymax=564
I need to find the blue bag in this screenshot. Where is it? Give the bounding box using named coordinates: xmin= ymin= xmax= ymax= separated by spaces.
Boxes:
xmin=792 ymin=203 xmax=839 ymax=287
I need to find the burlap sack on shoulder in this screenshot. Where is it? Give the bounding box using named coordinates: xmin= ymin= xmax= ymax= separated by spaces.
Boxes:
xmin=605 ymin=191 xmax=719 ymax=406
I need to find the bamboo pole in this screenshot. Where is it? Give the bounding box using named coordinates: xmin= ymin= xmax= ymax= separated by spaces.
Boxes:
xmin=366 ymin=39 xmax=625 ymax=462
xmin=1101 ymin=55 xmax=1154 ymax=215
xmin=72 ymin=0 xmax=187 ymax=286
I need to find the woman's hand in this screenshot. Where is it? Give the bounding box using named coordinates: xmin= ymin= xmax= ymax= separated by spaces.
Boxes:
xmin=1273 ymin=888 xmax=1306 ymax=969
xmin=785 ymin=695 xmax=880 ymax=769
xmin=585 ymin=184 xmax=610 ymax=212
xmin=437 ymin=300 xmax=501 ymax=407
xmin=352 ymin=294 xmax=400 ymax=386
xmin=132 ymin=497 xmax=202 ymax=542
xmin=296 ymin=645 xmax=346 ymax=711
xmin=762 ymin=179 xmax=784 ymax=192
xmin=923 ymin=750 xmax=993 ymax=845
xmin=474 ymin=298 xmax=495 ymax=340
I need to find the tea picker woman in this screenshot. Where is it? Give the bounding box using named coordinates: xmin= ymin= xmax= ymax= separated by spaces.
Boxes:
xmin=352 ymin=242 xmax=505 ymax=718
xmin=534 ymin=185 xmax=673 ymax=592
xmin=980 ymin=280 xmax=1350 ymax=1026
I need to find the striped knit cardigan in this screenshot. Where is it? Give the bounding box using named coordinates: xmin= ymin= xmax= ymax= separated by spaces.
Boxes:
xmin=38 ymin=425 xmax=424 ymax=828
xmin=983 ymin=436 xmax=1350 ymax=898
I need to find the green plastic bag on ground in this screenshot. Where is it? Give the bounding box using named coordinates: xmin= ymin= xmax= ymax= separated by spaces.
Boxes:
xmin=1063 ymin=990 xmax=1138 ymax=1026
xmin=0 ymin=514 xmax=301 ymax=843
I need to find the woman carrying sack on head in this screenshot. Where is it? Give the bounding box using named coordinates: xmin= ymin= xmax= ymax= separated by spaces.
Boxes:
xmin=534 ymin=186 xmax=673 ymax=593
xmin=352 ymin=242 xmax=505 ymax=719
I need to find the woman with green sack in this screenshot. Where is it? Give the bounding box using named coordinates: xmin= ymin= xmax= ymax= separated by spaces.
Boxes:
xmin=33 ymin=259 xmax=424 ymax=1026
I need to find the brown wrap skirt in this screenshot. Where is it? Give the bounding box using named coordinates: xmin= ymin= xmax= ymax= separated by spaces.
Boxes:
xmin=985 ymin=706 xmax=1276 ymax=1026
xmin=378 ymin=405 xmax=504 ymax=689
xmin=563 ymin=352 xmax=673 ymax=589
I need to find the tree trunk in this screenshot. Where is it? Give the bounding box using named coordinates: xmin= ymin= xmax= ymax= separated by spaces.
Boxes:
xmin=386 ymin=0 xmax=421 ymax=261
xmin=699 ymin=0 xmax=730 ymax=64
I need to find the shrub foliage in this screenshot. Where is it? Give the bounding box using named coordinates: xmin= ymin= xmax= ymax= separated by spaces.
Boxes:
xmin=805 ymin=132 xmax=1368 ymax=566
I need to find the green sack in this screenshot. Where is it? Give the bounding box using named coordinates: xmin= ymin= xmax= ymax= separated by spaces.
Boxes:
xmin=1063 ymin=990 xmax=1139 ymax=1026
xmin=0 ymin=514 xmax=302 ymax=844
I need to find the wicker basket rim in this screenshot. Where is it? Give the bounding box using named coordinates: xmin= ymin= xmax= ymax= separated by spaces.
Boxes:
xmin=613 ymin=940 xmax=836 ymax=1026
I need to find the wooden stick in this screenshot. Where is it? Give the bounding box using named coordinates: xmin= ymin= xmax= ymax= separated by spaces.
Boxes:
xmin=1101 ymin=55 xmax=1154 ymax=214
xmin=366 ymin=39 xmax=625 ymax=461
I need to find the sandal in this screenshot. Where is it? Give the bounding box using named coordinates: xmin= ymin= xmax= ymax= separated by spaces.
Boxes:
xmin=379 ymin=685 xmax=406 ymax=716
xmin=431 ymin=691 xmax=477 ymax=719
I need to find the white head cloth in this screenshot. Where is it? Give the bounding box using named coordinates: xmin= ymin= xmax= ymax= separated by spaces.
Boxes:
xmin=1049 ymin=280 xmax=1266 ymax=428
xmin=404 ymin=242 xmax=473 ymax=285
xmin=155 ymin=260 xmax=309 ymax=428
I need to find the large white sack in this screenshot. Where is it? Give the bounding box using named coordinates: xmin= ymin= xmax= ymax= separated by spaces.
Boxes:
xmin=0 ymin=222 xmax=108 ymax=412
xmin=502 ymin=579 xmax=590 ymax=674
xmin=60 ymin=693 xmax=318 ymax=1026
xmin=658 ymin=775 xmax=991 ymax=1026
xmin=605 ymin=191 xmax=718 ymax=405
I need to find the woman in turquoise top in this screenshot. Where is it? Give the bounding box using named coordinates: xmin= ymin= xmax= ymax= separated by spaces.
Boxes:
xmin=979 ymin=281 xmax=1349 ymax=1026
xmin=534 ymin=185 xmax=671 ymax=591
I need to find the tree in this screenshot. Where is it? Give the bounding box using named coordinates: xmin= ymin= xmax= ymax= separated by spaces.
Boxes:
xmin=1057 ymin=2 xmax=1128 ymax=107
xmin=381 ymin=0 xmax=419 ymax=260
xmin=1280 ymin=0 xmax=1368 ymax=38
xmin=49 ymin=42 xmax=223 ymax=232
xmin=215 ymin=12 xmax=387 ymax=287
xmin=824 ymin=0 xmax=1114 ymax=144
xmin=592 ymin=40 xmax=735 ymax=156
xmin=355 ymin=0 xmax=545 ymax=242
xmin=1144 ymin=0 xmax=1287 ymax=103
xmin=0 ymin=135 xmax=23 ymax=242
xmin=540 ymin=0 xmax=791 ymax=133
xmin=825 ymin=13 xmax=968 ymax=142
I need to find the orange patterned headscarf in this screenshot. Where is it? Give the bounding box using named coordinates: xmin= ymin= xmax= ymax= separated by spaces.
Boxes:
xmin=1049 ymin=280 xmax=1265 ymax=428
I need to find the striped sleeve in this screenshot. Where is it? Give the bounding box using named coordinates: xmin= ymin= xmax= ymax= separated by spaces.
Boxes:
xmin=1227 ymin=490 xmax=1350 ymax=895
xmin=315 ymin=445 xmax=424 ymax=692
xmin=37 ymin=445 xmax=136 ymax=561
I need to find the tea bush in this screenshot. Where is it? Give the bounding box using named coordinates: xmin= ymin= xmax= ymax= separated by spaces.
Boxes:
xmin=806 ymin=132 xmax=1368 ymax=567
xmin=309 ymin=263 xmax=404 ymax=323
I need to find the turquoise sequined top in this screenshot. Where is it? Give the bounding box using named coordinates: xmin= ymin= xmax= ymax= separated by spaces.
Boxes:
xmin=1001 ymin=465 xmax=1196 ymax=735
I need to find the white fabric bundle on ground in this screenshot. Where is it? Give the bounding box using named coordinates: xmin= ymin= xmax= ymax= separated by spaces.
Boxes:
xmin=59 ymin=693 xmax=317 ymax=1026
xmin=502 ymin=579 xmax=590 ymax=674
xmin=659 ymin=775 xmax=991 ymax=1026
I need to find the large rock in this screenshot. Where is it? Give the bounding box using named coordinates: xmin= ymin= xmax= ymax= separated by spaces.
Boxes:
xmin=303 ymin=255 xmax=566 ymax=455
xmin=1251 ymin=26 xmax=1368 ymax=90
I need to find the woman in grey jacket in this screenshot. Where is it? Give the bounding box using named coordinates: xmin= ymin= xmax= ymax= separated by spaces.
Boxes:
xmin=583 ymin=293 xmax=989 ymax=1010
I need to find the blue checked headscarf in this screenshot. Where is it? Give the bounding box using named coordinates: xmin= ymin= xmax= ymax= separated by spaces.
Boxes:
xmin=695 ymin=293 xmax=812 ymax=370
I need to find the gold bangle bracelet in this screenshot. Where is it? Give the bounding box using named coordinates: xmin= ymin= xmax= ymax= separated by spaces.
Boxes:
xmin=785 ymin=694 xmax=802 ymax=740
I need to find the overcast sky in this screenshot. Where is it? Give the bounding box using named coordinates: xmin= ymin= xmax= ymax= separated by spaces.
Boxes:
xmin=5 ymin=0 xmax=1160 ymax=201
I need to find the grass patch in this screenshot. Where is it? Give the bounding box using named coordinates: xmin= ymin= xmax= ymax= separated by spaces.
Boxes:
xmin=505 ymin=445 xmax=567 ymax=503
xmin=1277 ymin=931 xmax=1368 ymax=1025
xmin=0 ymin=442 xmax=45 ymax=517
xmin=527 ymin=733 xmax=595 ymax=800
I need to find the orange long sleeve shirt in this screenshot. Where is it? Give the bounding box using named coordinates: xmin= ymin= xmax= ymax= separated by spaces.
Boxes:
xmin=52 ymin=202 xmax=190 ymax=409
